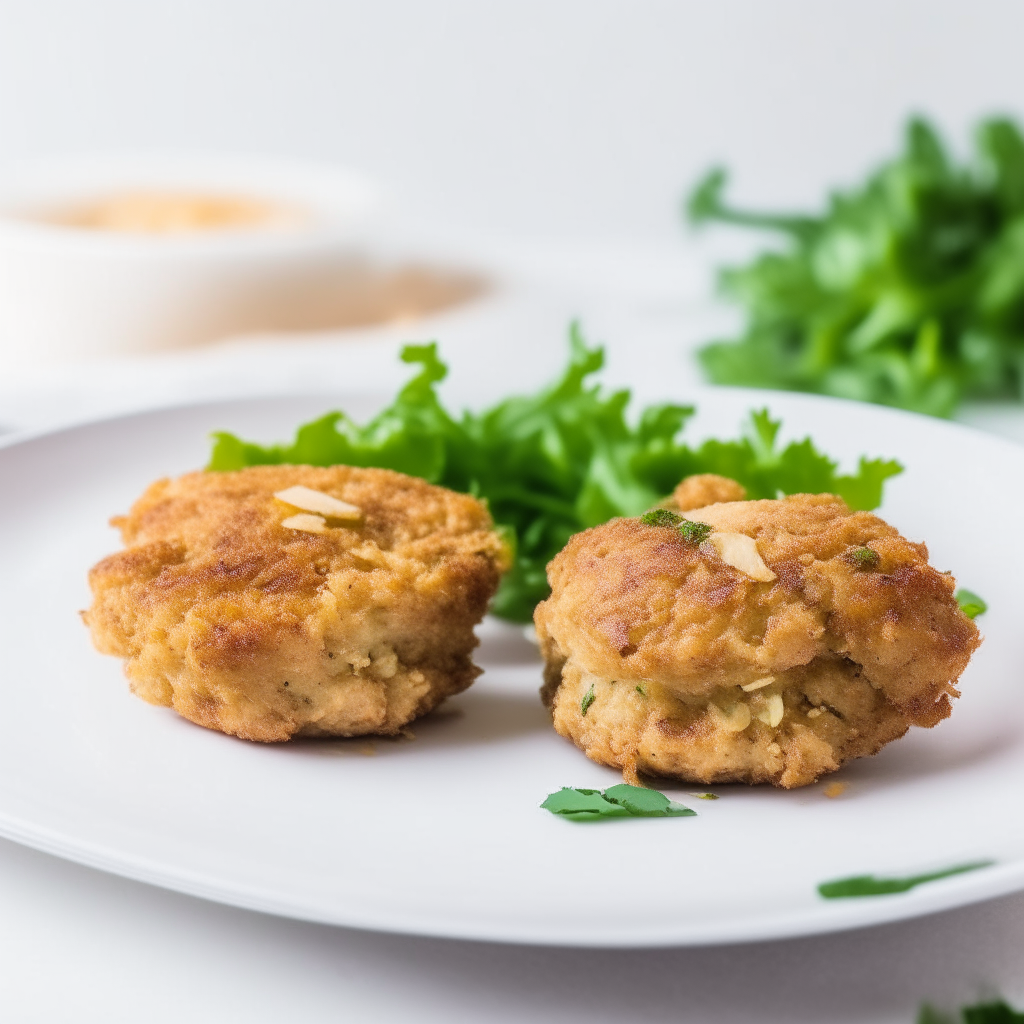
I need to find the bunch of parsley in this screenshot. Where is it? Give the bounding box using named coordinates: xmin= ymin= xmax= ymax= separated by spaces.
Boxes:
xmin=209 ymin=326 xmax=901 ymax=621
xmin=689 ymin=116 xmax=1024 ymax=416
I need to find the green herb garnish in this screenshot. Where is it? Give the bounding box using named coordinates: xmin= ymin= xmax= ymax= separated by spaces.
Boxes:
xmin=540 ymin=787 xmax=627 ymax=820
xmin=919 ymin=999 xmax=1024 ymax=1024
xmin=956 ymin=588 xmax=988 ymax=619
xmin=818 ymin=860 xmax=993 ymax=898
xmin=635 ymin=684 xmax=647 ymax=697
xmin=689 ymin=115 xmax=1024 ymax=417
xmin=580 ymin=684 xmax=596 ymax=716
xmin=210 ymin=324 xmax=901 ymax=621
xmin=695 ymin=793 xmax=719 ymax=800
xmin=640 ymin=509 xmax=713 ymax=545
xmin=541 ymin=784 xmax=695 ymax=821
xmin=848 ymin=546 xmax=880 ymax=570
xmin=678 ymin=518 xmax=713 ymax=544
xmin=639 ymin=509 xmax=683 ymax=527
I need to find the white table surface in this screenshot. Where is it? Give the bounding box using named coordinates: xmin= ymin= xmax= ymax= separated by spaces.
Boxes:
xmin=1 ymin=244 xmax=1021 ymax=1023
xmin=3 ymin=833 xmax=1023 ymax=1024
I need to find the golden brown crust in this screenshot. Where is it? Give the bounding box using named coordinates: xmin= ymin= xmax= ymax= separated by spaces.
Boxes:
xmin=534 ymin=490 xmax=980 ymax=788
xmin=86 ymin=464 xmax=509 ymax=741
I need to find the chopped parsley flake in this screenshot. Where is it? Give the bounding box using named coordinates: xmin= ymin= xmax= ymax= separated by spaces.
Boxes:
xmin=695 ymin=793 xmax=719 ymax=801
xmin=818 ymin=860 xmax=993 ymax=898
xmin=635 ymin=684 xmax=647 ymax=697
xmin=580 ymin=684 xmax=596 ymax=716
xmin=541 ymin=784 xmax=696 ymax=821
xmin=956 ymin=589 xmax=988 ymax=619
xmin=640 ymin=509 xmax=713 ymax=545
xmin=640 ymin=509 xmax=683 ymax=527
xmin=848 ymin=546 xmax=880 ymax=569
xmin=678 ymin=518 xmax=713 ymax=545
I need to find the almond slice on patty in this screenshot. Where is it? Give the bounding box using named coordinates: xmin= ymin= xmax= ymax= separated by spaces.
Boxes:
xmin=281 ymin=513 xmax=329 ymax=534
xmin=741 ymin=675 xmax=776 ymax=692
xmin=705 ymin=531 xmax=776 ymax=582
xmin=274 ymin=485 xmax=362 ymax=520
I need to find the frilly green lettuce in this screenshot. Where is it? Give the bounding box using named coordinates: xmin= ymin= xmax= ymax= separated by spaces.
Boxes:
xmin=209 ymin=325 xmax=902 ymax=621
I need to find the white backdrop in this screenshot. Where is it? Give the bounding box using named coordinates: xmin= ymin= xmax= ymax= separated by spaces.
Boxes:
xmin=0 ymin=0 xmax=1022 ymax=244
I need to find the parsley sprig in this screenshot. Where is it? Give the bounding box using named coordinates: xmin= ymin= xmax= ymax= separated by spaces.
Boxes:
xmin=541 ymin=784 xmax=695 ymax=821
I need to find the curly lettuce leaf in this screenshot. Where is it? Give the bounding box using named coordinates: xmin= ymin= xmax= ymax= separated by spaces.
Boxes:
xmin=208 ymin=324 xmax=902 ymax=621
xmin=210 ymin=344 xmax=458 ymax=480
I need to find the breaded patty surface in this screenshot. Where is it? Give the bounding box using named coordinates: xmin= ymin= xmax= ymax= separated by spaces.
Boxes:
xmin=535 ymin=490 xmax=980 ymax=788
xmin=86 ymin=465 xmax=509 ymax=741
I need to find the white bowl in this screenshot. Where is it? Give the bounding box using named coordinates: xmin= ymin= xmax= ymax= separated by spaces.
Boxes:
xmin=0 ymin=154 xmax=381 ymax=364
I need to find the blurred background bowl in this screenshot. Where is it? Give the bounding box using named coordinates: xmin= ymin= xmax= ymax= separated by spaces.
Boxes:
xmin=0 ymin=154 xmax=483 ymax=365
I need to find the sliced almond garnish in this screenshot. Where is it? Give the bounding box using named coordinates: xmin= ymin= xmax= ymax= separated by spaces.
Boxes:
xmin=753 ymin=693 xmax=784 ymax=728
xmin=709 ymin=701 xmax=751 ymax=732
xmin=273 ymin=485 xmax=361 ymax=520
xmin=705 ymin=531 xmax=776 ymax=582
xmin=741 ymin=676 xmax=775 ymax=692
xmin=281 ymin=513 xmax=329 ymax=534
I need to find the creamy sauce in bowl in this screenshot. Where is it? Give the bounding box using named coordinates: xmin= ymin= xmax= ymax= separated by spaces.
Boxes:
xmin=36 ymin=191 xmax=306 ymax=234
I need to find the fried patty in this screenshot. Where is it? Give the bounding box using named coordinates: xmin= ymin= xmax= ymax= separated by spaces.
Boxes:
xmin=534 ymin=487 xmax=980 ymax=788
xmin=85 ymin=464 xmax=509 ymax=741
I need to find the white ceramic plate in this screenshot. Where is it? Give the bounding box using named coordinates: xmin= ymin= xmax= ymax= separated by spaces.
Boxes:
xmin=0 ymin=388 xmax=1020 ymax=948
